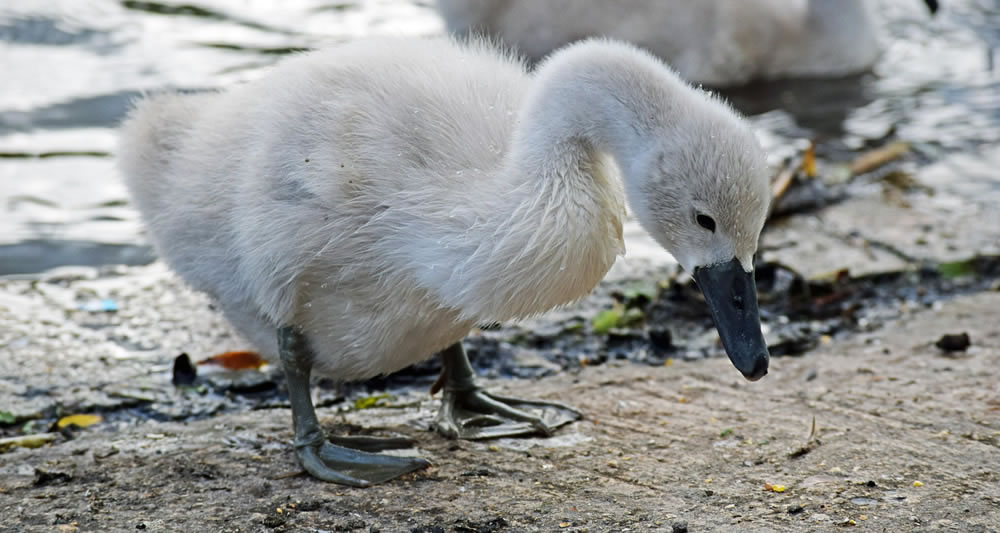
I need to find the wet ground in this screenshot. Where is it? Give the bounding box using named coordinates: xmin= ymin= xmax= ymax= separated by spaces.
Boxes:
xmin=2 ymin=1 xmax=1000 ymax=532
xmin=2 ymin=290 xmax=998 ymax=532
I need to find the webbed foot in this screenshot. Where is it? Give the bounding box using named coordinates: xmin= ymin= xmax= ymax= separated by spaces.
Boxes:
xmin=430 ymin=342 xmax=581 ymax=440
xmin=279 ymin=326 xmax=430 ymax=486
xmin=327 ymin=434 xmax=419 ymax=452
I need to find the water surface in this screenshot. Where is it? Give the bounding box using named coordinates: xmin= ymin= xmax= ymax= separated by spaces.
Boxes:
xmin=1 ymin=0 xmax=997 ymax=275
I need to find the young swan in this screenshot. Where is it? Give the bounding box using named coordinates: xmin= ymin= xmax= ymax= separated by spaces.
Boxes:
xmin=119 ymin=36 xmax=771 ymax=487
xmin=437 ymin=0 xmax=940 ymax=86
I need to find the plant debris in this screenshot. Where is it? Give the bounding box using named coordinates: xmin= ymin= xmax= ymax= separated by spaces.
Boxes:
xmin=849 ymin=142 xmax=910 ymax=176
xmin=789 ymin=416 xmax=821 ymax=458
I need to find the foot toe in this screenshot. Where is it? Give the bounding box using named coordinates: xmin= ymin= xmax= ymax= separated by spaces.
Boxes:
xmin=296 ymin=442 xmax=429 ymax=486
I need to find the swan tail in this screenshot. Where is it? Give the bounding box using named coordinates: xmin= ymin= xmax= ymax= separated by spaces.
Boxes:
xmin=117 ymin=91 xmax=213 ymax=215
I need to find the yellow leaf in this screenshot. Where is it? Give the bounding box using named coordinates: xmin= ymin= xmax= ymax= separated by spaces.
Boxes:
xmin=801 ymin=142 xmax=817 ymax=178
xmin=353 ymin=393 xmax=390 ymax=410
xmin=56 ymin=414 xmax=102 ymax=429
xmin=913 ymin=481 xmax=923 ymax=487
xmin=0 ymin=433 xmax=59 ymax=453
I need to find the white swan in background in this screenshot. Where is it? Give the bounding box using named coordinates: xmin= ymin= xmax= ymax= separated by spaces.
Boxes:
xmin=118 ymin=36 xmax=771 ymax=487
xmin=437 ymin=0 xmax=940 ymax=86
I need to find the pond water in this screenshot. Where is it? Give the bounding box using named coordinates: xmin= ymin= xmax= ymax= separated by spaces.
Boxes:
xmin=1 ymin=0 xmax=998 ymax=275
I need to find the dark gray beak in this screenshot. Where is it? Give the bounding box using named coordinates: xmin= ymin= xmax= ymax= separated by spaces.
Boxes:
xmin=924 ymin=0 xmax=939 ymax=14
xmin=692 ymin=258 xmax=769 ymax=381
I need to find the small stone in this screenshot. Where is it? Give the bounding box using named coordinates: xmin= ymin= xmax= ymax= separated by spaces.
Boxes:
xmin=262 ymin=515 xmax=285 ymax=528
xmin=787 ymin=504 xmax=804 ymax=514
xmin=33 ymin=467 xmax=72 ymax=486
xmin=248 ymin=481 xmax=273 ymax=498
xmin=671 ymin=520 xmax=688 ymax=533
xmin=647 ymin=326 xmax=673 ymax=351
xmin=336 ymin=519 xmax=367 ymax=531
xmin=296 ymin=500 xmax=321 ymax=512
xmin=172 ymin=353 xmax=197 ymax=386
xmin=935 ymin=332 xmax=970 ymax=353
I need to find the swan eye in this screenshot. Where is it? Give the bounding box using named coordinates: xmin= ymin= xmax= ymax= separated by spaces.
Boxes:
xmin=696 ymin=213 xmax=716 ymax=233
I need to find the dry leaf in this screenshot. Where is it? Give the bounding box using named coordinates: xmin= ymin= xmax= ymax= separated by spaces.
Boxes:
xmin=198 ymin=350 xmax=267 ymax=370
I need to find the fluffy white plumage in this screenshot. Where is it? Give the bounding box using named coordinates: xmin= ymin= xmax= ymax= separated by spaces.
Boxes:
xmin=119 ymin=36 xmax=769 ymax=382
xmin=437 ymin=0 xmax=896 ymax=86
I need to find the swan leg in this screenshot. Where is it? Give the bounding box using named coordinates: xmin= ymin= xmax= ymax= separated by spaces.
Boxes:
xmin=278 ymin=326 xmax=430 ymax=486
xmin=432 ymin=342 xmax=582 ymax=440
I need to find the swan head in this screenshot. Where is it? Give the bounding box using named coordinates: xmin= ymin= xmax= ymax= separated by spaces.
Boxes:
xmin=625 ymin=104 xmax=771 ymax=381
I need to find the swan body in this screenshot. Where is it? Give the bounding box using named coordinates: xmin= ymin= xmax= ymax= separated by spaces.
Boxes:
xmin=121 ymin=36 xmax=769 ymax=380
xmin=436 ymin=0 xmax=938 ymax=86
xmin=120 ymin=36 xmax=772 ymax=484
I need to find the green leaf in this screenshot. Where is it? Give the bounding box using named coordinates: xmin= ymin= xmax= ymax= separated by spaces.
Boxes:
xmin=937 ymin=260 xmax=976 ymax=279
xmin=0 ymin=411 xmax=15 ymax=425
xmin=592 ymin=308 xmax=622 ymax=334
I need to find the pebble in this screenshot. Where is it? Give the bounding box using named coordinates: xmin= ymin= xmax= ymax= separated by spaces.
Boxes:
xmin=935 ymin=332 xmax=970 ymax=353
xmin=671 ymin=520 xmax=688 ymax=533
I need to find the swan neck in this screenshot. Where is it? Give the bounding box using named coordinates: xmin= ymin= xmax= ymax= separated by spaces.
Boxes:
xmin=505 ymin=50 xmax=667 ymax=181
